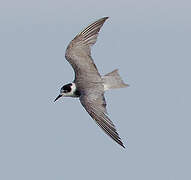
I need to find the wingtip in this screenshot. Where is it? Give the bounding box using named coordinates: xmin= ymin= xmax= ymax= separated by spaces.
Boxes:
xmin=103 ymin=16 xmax=109 ymax=19
xmin=119 ymin=140 xmax=126 ymax=149
xmin=96 ymin=17 xmax=109 ymax=22
xmin=102 ymin=17 xmax=109 ymax=22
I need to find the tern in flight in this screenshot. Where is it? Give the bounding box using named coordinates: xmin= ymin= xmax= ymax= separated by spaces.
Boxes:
xmin=54 ymin=17 xmax=128 ymax=148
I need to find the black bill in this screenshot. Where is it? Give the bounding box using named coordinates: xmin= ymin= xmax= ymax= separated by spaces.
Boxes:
xmin=54 ymin=94 xmax=62 ymax=102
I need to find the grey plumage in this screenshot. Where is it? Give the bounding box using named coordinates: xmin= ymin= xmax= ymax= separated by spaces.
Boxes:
xmin=80 ymin=93 xmax=125 ymax=148
xmin=65 ymin=18 xmax=107 ymax=87
xmin=103 ymin=69 xmax=129 ymax=90
xmin=56 ymin=17 xmax=128 ymax=148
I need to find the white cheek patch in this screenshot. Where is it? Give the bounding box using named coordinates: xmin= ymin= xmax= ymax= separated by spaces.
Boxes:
xmin=64 ymin=83 xmax=77 ymax=97
xmin=71 ymin=83 xmax=77 ymax=92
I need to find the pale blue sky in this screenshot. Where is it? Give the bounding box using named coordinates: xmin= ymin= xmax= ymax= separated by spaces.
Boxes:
xmin=0 ymin=0 xmax=191 ymax=179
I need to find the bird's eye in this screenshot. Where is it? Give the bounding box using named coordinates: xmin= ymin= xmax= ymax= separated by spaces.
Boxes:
xmin=61 ymin=89 xmax=67 ymax=93
xmin=61 ymin=84 xmax=71 ymax=93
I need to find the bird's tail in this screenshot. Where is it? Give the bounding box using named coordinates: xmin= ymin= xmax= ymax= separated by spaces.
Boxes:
xmin=102 ymin=69 xmax=129 ymax=91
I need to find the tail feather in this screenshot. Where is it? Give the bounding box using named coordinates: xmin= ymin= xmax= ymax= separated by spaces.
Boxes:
xmin=102 ymin=69 xmax=129 ymax=91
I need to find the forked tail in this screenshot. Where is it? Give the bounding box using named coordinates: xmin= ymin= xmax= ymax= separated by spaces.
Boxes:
xmin=102 ymin=69 xmax=129 ymax=91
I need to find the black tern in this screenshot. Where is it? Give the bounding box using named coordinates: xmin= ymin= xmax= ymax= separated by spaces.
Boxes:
xmin=55 ymin=17 xmax=128 ymax=148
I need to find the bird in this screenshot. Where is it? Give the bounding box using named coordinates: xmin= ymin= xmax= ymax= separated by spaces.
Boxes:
xmin=54 ymin=17 xmax=128 ymax=148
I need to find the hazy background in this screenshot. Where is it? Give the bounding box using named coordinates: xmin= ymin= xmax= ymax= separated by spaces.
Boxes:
xmin=0 ymin=0 xmax=191 ymax=179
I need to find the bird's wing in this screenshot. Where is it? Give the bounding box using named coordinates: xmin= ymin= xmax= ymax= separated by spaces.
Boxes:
xmin=65 ymin=17 xmax=109 ymax=84
xmin=80 ymin=92 xmax=125 ymax=148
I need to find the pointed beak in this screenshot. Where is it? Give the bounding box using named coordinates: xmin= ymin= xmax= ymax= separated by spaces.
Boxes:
xmin=54 ymin=94 xmax=62 ymax=102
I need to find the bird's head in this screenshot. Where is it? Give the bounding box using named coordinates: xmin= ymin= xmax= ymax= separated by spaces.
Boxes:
xmin=54 ymin=83 xmax=79 ymax=102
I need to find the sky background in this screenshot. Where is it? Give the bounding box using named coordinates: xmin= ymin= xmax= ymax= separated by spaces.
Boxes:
xmin=0 ymin=0 xmax=191 ymax=179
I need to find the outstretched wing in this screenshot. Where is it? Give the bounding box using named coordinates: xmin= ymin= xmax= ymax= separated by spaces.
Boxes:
xmin=80 ymin=92 xmax=125 ymax=148
xmin=65 ymin=17 xmax=109 ymax=84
